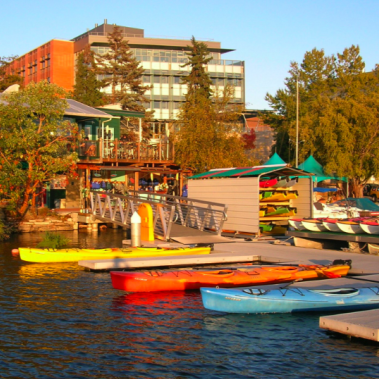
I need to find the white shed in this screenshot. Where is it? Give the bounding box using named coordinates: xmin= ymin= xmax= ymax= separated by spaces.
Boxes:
xmin=188 ymin=165 xmax=314 ymax=235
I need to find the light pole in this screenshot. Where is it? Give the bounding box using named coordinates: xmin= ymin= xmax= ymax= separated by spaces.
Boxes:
xmin=295 ymin=72 xmax=299 ymax=167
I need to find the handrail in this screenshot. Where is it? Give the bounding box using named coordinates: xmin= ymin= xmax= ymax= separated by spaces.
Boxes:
xmin=89 ymin=190 xmax=228 ymax=240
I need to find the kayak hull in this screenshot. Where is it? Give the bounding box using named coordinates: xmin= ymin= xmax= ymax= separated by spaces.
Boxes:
xmin=110 ymin=264 xmax=350 ymax=292
xmin=201 ymin=286 xmax=379 ymax=314
xmin=19 ymin=246 xmax=211 ymax=263
xmin=301 ymin=220 xmax=327 ymax=232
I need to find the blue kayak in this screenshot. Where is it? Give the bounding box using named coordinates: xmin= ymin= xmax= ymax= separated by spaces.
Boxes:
xmin=201 ymin=286 xmax=379 ymax=314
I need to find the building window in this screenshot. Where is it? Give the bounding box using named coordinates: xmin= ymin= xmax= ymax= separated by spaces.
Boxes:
xmin=153 ymin=101 xmax=160 ymax=109
xmin=161 ymin=102 xmax=168 ymax=109
xmin=47 ymin=77 xmax=50 ymax=83
xmin=142 ymin=75 xmax=150 ymax=84
xmin=161 ymin=76 xmax=168 ymax=84
xmin=174 ymin=77 xmax=181 ymax=84
xmin=153 ymin=76 xmax=160 ymax=84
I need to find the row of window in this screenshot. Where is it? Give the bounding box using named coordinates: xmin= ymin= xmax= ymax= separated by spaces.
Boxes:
xmin=141 ymin=76 xmax=242 ymax=86
xmin=91 ymin=46 xmax=220 ymax=60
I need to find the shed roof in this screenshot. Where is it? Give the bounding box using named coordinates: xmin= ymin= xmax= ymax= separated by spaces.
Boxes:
xmin=189 ymin=164 xmax=313 ymax=179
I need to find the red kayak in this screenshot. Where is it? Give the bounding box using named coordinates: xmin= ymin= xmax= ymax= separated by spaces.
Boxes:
xmin=110 ymin=263 xmax=350 ymax=293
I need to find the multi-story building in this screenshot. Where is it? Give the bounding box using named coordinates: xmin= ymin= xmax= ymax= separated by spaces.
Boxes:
xmin=7 ymin=40 xmax=74 ymax=91
xmin=5 ymin=22 xmax=246 ymax=198
xmin=7 ymin=20 xmax=245 ymax=122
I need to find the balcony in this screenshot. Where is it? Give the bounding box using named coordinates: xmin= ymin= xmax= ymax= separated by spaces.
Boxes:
xmin=77 ymin=138 xmax=174 ymax=165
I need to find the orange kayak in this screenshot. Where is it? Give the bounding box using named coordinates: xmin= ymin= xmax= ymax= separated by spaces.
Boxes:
xmin=110 ymin=262 xmax=351 ymax=292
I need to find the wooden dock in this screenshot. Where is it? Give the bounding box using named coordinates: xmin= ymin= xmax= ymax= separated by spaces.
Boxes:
xmin=320 ymin=309 xmax=379 ymax=342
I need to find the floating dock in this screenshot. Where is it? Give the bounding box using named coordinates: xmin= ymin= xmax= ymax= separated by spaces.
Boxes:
xmin=320 ymin=309 xmax=379 ymax=342
xmin=77 ymin=249 xmax=302 ymax=271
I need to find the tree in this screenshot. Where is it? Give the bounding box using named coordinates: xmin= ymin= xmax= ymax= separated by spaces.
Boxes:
xmin=0 ymin=56 xmax=23 ymax=91
xmin=264 ymin=45 xmax=379 ymax=197
xmin=72 ymin=46 xmax=103 ymax=107
xmin=95 ymin=26 xmax=153 ymax=137
xmin=174 ymin=37 xmax=248 ymax=173
xmin=0 ymin=81 xmax=78 ymax=216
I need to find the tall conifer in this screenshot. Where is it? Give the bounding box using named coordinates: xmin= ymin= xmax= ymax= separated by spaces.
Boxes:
xmin=95 ymin=26 xmax=150 ymax=112
xmin=72 ymin=46 xmax=103 ymax=107
xmin=174 ymin=37 xmax=248 ymax=173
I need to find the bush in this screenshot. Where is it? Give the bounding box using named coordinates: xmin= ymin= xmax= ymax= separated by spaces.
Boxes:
xmin=37 ymin=232 xmax=70 ymax=249
xmin=0 ymin=219 xmax=10 ymax=241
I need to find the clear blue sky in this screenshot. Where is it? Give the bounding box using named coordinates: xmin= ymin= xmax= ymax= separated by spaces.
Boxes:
xmin=2 ymin=0 xmax=378 ymax=109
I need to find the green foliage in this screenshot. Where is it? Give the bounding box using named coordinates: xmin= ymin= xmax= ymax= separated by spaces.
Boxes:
xmin=174 ymin=38 xmax=248 ymax=173
xmin=37 ymin=231 xmax=70 ymax=249
xmin=72 ymin=46 xmax=103 ymax=107
xmin=0 ymin=81 xmax=78 ymax=215
xmin=0 ymin=219 xmax=10 ymax=241
xmin=0 ymin=56 xmax=23 ymax=91
xmin=264 ymin=45 xmax=379 ymax=196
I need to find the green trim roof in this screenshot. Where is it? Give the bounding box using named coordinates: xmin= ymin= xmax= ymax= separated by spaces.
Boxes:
xmin=189 ymin=165 xmax=313 ymax=179
xmin=96 ymin=108 xmax=145 ymax=118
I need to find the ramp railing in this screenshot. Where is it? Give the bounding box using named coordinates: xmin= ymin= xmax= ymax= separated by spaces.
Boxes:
xmin=89 ymin=190 xmax=228 ymax=241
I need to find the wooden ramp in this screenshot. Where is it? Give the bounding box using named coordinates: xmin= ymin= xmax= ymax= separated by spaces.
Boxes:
xmin=320 ymin=309 xmax=379 ymax=342
xmin=168 ymin=224 xmax=235 ymax=245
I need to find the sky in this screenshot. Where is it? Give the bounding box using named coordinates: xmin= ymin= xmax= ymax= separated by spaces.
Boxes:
xmin=1 ymin=0 xmax=378 ymax=110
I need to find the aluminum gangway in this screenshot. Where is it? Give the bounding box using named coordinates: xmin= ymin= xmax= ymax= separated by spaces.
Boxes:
xmin=89 ymin=190 xmax=229 ymax=243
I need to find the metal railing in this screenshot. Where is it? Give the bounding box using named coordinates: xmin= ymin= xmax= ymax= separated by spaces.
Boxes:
xmin=89 ymin=190 xmax=228 ymax=241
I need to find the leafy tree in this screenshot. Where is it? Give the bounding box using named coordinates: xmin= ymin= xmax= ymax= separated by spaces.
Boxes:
xmin=0 ymin=81 xmax=78 ymax=216
xmin=174 ymin=37 xmax=248 ymax=173
xmin=0 ymin=56 xmax=23 ymax=91
xmin=95 ymin=26 xmax=153 ymax=136
xmin=72 ymin=46 xmax=103 ymax=107
xmin=264 ymin=45 xmax=379 ymax=197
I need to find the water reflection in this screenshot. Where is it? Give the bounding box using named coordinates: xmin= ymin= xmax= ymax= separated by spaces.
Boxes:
xmin=1 ymin=231 xmax=379 ymax=378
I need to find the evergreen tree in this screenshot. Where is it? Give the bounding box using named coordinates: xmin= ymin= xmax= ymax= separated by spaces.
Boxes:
xmin=0 ymin=56 xmax=23 ymax=91
xmin=95 ymin=26 xmax=150 ymax=111
xmin=95 ymin=26 xmax=153 ymax=137
xmin=174 ymin=38 xmax=248 ymax=173
xmin=264 ymin=45 xmax=379 ymax=197
xmin=72 ymin=46 xmax=103 ymax=107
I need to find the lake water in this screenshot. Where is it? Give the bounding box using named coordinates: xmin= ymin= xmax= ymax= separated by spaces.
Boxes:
xmin=1 ymin=230 xmax=379 ymax=378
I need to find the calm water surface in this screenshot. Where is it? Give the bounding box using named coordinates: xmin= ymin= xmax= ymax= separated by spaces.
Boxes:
xmin=1 ymin=230 xmax=379 ymax=379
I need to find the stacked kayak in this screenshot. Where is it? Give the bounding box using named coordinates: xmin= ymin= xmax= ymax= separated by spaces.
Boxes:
xmin=19 ymin=246 xmax=211 ymax=263
xmin=110 ymin=262 xmax=351 ymax=292
xmin=201 ymin=285 xmax=379 ymax=314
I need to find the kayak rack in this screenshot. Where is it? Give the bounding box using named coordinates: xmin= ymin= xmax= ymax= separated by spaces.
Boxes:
xmin=89 ymin=190 xmax=228 ymax=242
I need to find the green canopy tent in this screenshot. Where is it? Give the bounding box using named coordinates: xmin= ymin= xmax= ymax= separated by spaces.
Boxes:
xmin=297 ymin=155 xmax=348 ymax=183
xmin=264 ymin=152 xmax=286 ymax=166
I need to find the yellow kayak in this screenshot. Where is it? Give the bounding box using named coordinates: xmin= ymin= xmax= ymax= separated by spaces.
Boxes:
xmin=19 ymin=246 xmax=211 ymax=263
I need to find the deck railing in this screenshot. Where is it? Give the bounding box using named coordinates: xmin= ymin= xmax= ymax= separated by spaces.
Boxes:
xmin=77 ymin=138 xmax=173 ymax=162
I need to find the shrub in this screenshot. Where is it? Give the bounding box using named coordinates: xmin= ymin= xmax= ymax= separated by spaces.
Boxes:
xmin=37 ymin=232 xmax=70 ymax=249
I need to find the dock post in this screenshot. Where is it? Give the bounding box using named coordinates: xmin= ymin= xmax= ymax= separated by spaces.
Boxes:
xmin=131 ymin=212 xmax=141 ymax=247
